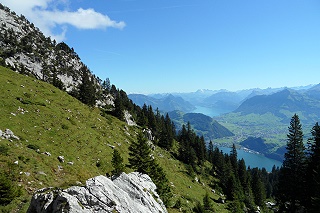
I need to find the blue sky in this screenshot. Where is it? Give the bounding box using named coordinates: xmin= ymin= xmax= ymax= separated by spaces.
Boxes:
xmin=2 ymin=0 xmax=320 ymax=94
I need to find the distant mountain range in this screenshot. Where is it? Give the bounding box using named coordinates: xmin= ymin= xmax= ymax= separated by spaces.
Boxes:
xmin=235 ymin=86 xmax=320 ymax=124
xmin=128 ymin=94 xmax=196 ymax=112
xmin=129 ymin=84 xmax=316 ymax=117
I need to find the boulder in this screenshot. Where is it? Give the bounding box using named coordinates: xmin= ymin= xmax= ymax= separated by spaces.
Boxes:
xmin=27 ymin=172 xmax=167 ymax=213
xmin=57 ymin=156 xmax=64 ymax=163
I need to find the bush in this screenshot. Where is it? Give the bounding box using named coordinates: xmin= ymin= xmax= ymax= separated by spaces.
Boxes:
xmin=27 ymin=144 xmax=40 ymax=151
xmin=0 ymin=173 xmax=21 ymax=205
xmin=0 ymin=145 xmax=9 ymax=156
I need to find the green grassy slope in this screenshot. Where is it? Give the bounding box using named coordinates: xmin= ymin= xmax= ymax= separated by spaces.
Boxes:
xmin=0 ymin=67 xmax=229 ymax=212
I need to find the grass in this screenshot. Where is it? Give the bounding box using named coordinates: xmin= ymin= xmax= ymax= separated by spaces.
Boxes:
xmin=0 ymin=67 xmax=230 ymax=212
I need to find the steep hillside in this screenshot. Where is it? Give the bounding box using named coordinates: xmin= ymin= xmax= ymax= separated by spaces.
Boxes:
xmin=0 ymin=4 xmax=100 ymax=94
xmin=168 ymin=111 xmax=234 ymax=141
xmin=0 ymin=67 xmax=229 ymax=212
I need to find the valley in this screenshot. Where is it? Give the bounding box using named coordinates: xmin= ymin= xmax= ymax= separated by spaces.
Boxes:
xmin=131 ymin=85 xmax=320 ymax=162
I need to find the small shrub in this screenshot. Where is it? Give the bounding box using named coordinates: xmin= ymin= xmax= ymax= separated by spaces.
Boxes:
xmin=0 ymin=173 xmax=22 ymax=205
xmin=96 ymin=161 xmax=101 ymax=168
xmin=61 ymin=124 xmax=69 ymax=130
xmin=0 ymin=145 xmax=9 ymax=156
xmin=27 ymin=144 xmax=40 ymax=151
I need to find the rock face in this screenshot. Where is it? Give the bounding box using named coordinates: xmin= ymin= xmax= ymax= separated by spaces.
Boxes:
xmin=27 ymin=172 xmax=167 ymax=213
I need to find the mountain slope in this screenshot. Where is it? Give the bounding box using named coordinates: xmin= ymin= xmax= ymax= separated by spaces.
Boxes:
xmin=168 ymin=111 xmax=234 ymax=141
xmin=0 ymin=4 xmax=98 ymax=93
xmin=0 ymin=67 xmax=228 ymax=212
xmin=235 ymin=88 xmax=320 ymax=123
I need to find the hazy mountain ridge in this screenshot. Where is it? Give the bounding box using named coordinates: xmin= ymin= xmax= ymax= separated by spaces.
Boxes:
xmin=132 ymin=85 xmax=316 ymax=117
xmin=128 ymin=93 xmax=196 ymax=112
xmin=235 ymin=87 xmax=320 ymax=124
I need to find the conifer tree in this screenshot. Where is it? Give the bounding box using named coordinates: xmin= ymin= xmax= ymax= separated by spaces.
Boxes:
xmin=78 ymin=67 xmax=96 ymax=106
xmin=208 ymin=140 xmax=214 ymax=163
xmin=114 ymin=92 xmax=124 ymax=120
xmin=128 ymin=132 xmax=154 ymax=174
xmin=230 ymin=144 xmax=238 ymax=173
xmin=128 ymin=131 xmax=171 ymax=205
xmin=111 ymin=149 xmax=125 ymax=176
xmin=278 ymin=114 xmax=306 ymax=212
xmin=306 ymin=122 xmax=320 ymax=211
xmin=203 ymin=192 xmax=213 ymax=212
xmin=251 ymin=168 xmax=266 ymax=207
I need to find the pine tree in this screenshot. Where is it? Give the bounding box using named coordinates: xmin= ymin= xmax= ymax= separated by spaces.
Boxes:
xmin=128 ymin=132 xmax=154 ymax=174
xmin=306 ymin=122 xmax=320 ymax=211
xmin=114 ymin=92 xmax=124 ymax=120
xmin=230 ymin=144 xmax=238 ymax=173
xmin=78 ymin=67 xmax=96 ymax=106
xmin=208 ymin=140 xmax=214 ymax=163
xmin=149 ymin=163 xmax=172 ymax=205
xmin=203 ymin=192 xmax=213 ymax=211
xmin=251 ymin=168 xmax=266 ymax=207
xmin=278 ymin=114 xmax=306 ymax=212
xmin=128 ymin=131 xmax=171 ymax=205
xmin=111 ymin=149 xmax=125 ymax=176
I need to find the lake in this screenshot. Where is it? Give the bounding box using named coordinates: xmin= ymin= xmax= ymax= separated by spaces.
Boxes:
xmin=219 ymin=147 xmax=282 ymax=172
xmin=191 ymin=105 xmax=229 ymax=117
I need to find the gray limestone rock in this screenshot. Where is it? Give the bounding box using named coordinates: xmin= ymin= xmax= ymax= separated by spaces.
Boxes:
xmin=27 ymin=172 xmax=167 ymax=213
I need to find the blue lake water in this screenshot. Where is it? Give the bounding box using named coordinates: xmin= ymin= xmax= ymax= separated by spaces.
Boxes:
xmin=191 ymin=106 xmax=228 ymax=117
xmin=219 ymin=147 xmax=282 ymax=172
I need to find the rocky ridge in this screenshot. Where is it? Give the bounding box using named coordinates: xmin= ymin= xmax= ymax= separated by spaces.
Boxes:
xmin=0 ymin=4 xmax=90 ymax=92
xmin=27 ymin=172 xmax=167 ymax=213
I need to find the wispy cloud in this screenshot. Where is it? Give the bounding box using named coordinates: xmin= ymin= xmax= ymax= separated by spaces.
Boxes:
xmin=107 ymin=4 xmax=198 ymax=14
xmin=0 ymin=0 xmax=125 ymax=42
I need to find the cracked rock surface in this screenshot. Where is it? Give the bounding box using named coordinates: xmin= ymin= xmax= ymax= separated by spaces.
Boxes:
xmin=27 ymin=172 xmax=167 ymax=213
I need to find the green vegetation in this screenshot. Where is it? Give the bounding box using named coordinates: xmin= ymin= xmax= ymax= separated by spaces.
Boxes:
xmin=0 ymin=66 xmax=230 ymax=212
xmin=275 ymin=114 xmax=320 ymax=212
xmin=111 ymin=149 xmax=125 ymax=176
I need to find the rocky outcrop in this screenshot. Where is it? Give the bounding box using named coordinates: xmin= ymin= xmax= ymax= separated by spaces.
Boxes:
xmin=27 ymin=172 xmax=167 ymax=213
xmin=0 ymin=128 xmax=19 ymax=140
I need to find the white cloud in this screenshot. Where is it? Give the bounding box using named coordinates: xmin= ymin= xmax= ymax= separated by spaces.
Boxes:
xmin=0 ymin=0 xmax=125 ymax=42
xmin=40 ymin=8 xmax=126 ymax=30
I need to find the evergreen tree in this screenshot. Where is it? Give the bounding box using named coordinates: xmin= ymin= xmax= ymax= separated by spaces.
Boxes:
xmin=128 ymin=132 xmax=154 ymax=174
xmin=102 ymin=78 xmax=111 ymax=94
xmin=306 ymin=122 xmax=320 ymax=211
xmin=128 ymin=131 xmax=171 ymax=205
xmin=111 ymin=149 xmax=125 ymax=176
xmin=208 ymin=140 xmax=214 ymax=163
xmin=114 ymin=92 xmax=124 ymax=120
xmin=230 ymin=144 xmax=238 ymax=174
xmin=203 ymin=192 xmax=213 ymax=212
xmin=78 ymin=67 xmax=96 ymax=106
xmin=277 ymin=114 xmax=306 ymax=212
xmin=149 ymin=163 xmax=172 ymax=205
xmin=251 ymin=168 xmax=266 ymax=207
